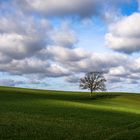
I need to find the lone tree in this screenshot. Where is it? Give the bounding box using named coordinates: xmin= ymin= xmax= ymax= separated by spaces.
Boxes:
xmin=80 ymin=72 xmax=106 ymax=97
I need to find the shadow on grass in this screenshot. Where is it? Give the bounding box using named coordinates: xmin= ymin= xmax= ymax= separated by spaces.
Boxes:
xmin=0 ymin=86 xmax=121 ymax=102
xmin=90 ymin=94 xmax=121 ymax=100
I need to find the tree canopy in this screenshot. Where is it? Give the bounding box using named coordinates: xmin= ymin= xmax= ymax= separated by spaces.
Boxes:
xmin=80 ymin=72 xmax=106 ymax=96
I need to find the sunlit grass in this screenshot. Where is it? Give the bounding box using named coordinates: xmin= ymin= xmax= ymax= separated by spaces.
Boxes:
xmin=0 ymin=86 xmax=140 ymax=140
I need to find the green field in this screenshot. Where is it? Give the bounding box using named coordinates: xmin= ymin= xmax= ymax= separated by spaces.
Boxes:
xmin=0 ymin=86 xmax=140 ymax=140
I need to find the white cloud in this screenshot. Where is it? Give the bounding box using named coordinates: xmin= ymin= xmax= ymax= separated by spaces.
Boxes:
xmin=0 ymin=79 xmax=24 ymax=87
xmin=0 ymin=52 xmax=11 ymax=63
xmin=50 ymin=23 xmax=77 ymax=48
xmin=109 ymin=66 xmax=127 ymax=77
xmin=0 ymin=0 xmax=139 ymax=91
xmin=61 ymin=52 xmax=128 ymax=74
xmin=14 ymin=0 xmax=131 ymax=18
xmin=65 ymin=75 xmax=80 ymax=83
xmin=128 ymin=57 xmax=140 ymax=73
xmin=106 ymin=13 xmax=140 ymax=53
xmin=0 ymin=58 xmax=70 ymax=78
xmin=43 ymin=46 xmax=89 ymax=62
xmin=0 ymin=12 xmax=51 ymax=59
xmin=14 ymin=0 xmax=99 ymax=17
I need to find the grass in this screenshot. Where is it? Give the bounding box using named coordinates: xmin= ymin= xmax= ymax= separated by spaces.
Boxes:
xmin=0 ymin=86 xmax=140 ymax=140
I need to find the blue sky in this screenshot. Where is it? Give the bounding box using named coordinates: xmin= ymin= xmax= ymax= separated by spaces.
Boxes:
xmin=0 ymin=0 xmax=140 ymax=92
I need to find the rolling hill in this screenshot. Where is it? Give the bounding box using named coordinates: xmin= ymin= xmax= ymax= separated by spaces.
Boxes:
xmin=0 ymin=86 xmax=140 ymax=140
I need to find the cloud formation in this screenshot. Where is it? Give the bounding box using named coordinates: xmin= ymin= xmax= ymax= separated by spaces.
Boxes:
xmin=13 ymin=0 xmax=131 ymax=17
xmin=0 ymin=79 xmax=24 ymax=87
xmin=106 ymin=13 xmax=140 ymax=54
xmin=0 ymin=0 xmax=139 ymax=91
xmin=0 ymin=11 xmax=51 ymax=59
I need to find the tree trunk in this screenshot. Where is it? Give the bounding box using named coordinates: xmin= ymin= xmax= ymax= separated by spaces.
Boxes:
xmin=90 ymin=90 xmax=92 ymax=98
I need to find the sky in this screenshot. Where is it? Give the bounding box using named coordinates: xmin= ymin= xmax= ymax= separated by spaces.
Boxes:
xmin=0 ymin=0 xmax=140 ymax=92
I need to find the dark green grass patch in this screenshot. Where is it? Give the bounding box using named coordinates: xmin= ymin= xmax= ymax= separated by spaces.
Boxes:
xmin=0 ymin=86 xmax=140 ymax=140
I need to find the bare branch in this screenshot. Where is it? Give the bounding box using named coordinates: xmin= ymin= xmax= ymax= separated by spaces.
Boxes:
xmin=80 ymin=71 xmax=107 ymax=95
